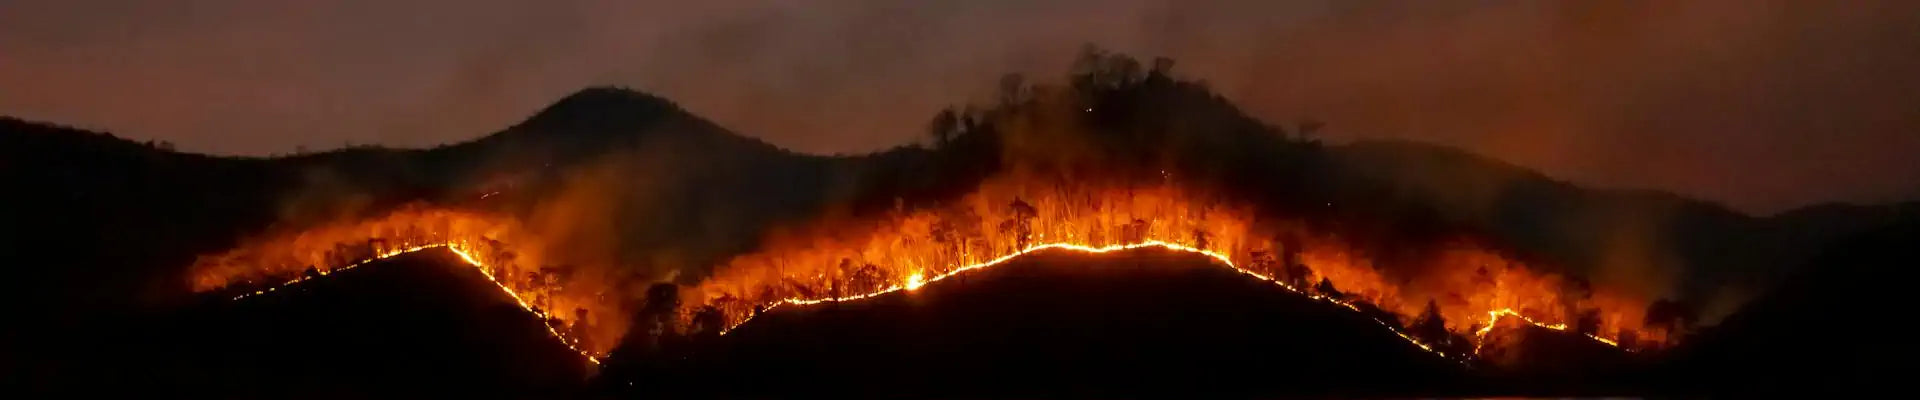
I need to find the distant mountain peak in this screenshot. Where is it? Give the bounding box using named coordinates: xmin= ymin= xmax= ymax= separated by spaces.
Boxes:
xmin=451 ymin=86 xmax=791 ymax=167
xmin=552 ymin=86 xmax=673 ymax=108
xmin=507 ymin=86 xmax=682 ymax=134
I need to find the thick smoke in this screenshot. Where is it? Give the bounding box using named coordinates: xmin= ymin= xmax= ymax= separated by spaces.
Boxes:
xmin=144 ymin=0 xmax=1920 ymax=356
xmin=5 ymin=0 xmax=1917 ymax=213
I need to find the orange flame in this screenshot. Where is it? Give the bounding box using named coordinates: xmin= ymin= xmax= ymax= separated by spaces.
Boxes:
xmin=192 ymin=178 xmax=1656 ymax=365
xmin=189 ymin=206 xmax=616 ymax=362
xmin=691 ymin=175 xmax=1655 ymax=357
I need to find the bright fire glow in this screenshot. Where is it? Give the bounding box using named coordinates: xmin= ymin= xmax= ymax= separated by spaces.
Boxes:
xmin=194 ymin=177 xmax=1655 ymax=367
xmin=717 ymin=240 xmax=1621 ymax=361
xmin=691 ymin=176 xmax=1653 ymax=361
xmin=905 ymin=272 xmax=926 ymax=291
xmin=191 ymin=207 xmax=611 ymax=364
xmin=1475 ymin=308 xmax=1626 ymax=352
xmin=720 ymin=241 xmax=1451 ymax=359
xmin=225 ymin=242 xmax=599 ymax=364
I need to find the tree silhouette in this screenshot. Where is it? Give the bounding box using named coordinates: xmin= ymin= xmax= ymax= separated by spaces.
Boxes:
xmin=1315 ymin=277 xmax=1342 ymax=299
xmin=831 ymin=259 xmax=853 ymax=299
xmin=639 ymin=283 xmax=680 ymax=352
xmin=1644 ymin=298 xmax=1697 ymax=343
xmin=690 ymin=305 xmax=725 ymax=340
xmin=1248 ymin=250 xmax=1277 ymax=276
xmin=1069 ymin=44 xmax=1144 ymax=92
xmin=1001 ymin=198 xmax=1038 ymax=249
xmin=1285 ymin=262 xmax=1314 ymax=290
xmin=569 ymin=307 xmax=594 ymax=351
xmin=1149 ymin=57 xmax=1176 ymax=79
xmin=927 ymin=109 xmax=960 ymax=147
xmin=1410 ymin=300 xmax=1450 ymax=346
xmin=847 ymin=262 xmax=886 ymax=294
xmin=1573 ymin=308 xmax=1603 ymax=336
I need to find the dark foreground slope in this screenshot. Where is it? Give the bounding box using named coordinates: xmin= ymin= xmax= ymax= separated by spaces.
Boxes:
xmin=1657 ymin=220 xmax=1919 ymax=395
xmin=616 ymin=248 xmax=1471 ymax=398
xmin=21 ymin=250 xmax=592 ymax=397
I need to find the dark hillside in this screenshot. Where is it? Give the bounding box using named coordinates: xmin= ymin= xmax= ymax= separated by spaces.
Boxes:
xmin=623 ymin=248 xmax=1472 ymax=398
xmin=1329 ymin=140 xmax=1920 ymax=319
xmin=14 ymin=249 xmax=592 ymax=397
xmin=1658 ymin=220 xmax=1919 ymax=395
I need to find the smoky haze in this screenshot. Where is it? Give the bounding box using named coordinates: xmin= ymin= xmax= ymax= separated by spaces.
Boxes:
xmin=3 ymin=0 xmax=1918 ymax=214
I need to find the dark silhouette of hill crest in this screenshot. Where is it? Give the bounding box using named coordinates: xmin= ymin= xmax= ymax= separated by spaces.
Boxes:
xmin=622 ymin=247 xmax=1474 ymax=397
xmin=6 ymin=50 xmax=1916 ymax=396
xmin=16 ymin=248 xmax=592 ymax=397
xmin=1657 ymin=220 xmax=1918 ymax=395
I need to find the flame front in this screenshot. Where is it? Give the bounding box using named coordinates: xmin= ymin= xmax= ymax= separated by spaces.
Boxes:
xmin=191 ymin=178 xmax=1658 ymax=366
xmin=692 ymin=175 xmax=1656 ymax=358
xmin=190 ymin=206 xmax=613 ymax=363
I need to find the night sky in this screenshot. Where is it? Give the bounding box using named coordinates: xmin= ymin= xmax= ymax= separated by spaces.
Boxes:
xmin=4 ymin=0 xmax=1917 ymax=214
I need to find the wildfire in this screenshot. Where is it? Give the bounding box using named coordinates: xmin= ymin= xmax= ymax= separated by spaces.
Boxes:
xmin=220 ymin=242 xmax=600 ymax=364
xmin=905 ymin=272 xmax=926 ymax=291
xmin=1475 ymin=308 xmax=1625 ymax=351
xmin=691 ymin=175 xmax=1653 ymax=361
xmin=721 ymin=241 xmax=1453 ymax=356
xmin=229 ymin=244 xmax=445 ymax=301
xmin=448 ymin=245 xmax=602 ymax=364
xmin=190 ymin=206 xmax=616 ymax=363
xmin=717 ymin=240 xmax=1624 ymax=361
xmin=192 ymin=178 xmax=1652 ymax=368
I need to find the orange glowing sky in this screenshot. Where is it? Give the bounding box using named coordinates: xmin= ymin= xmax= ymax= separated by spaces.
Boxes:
xmin=4 ymin=0 xmax=1918 ymax=213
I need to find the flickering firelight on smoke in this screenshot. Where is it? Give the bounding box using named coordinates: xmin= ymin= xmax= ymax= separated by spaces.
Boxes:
xmin=687 ymin=174 xmax=1655 ymax=356
xmin=193 ymin=175 xmax=1651 ymax=366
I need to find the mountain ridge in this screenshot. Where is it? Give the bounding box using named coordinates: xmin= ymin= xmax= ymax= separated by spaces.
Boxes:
xmin=7 ymin=76 xmax=1911 ymax=396
xmin=7 ymin=85 xmax=1914 ymax=320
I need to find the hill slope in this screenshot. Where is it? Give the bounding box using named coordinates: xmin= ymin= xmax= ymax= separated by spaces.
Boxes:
xmin=12 ymin=249 xmax=592 ymax=397
xmin=1 ymin=89 xmax=848 ymax=391
xmin=6 ymin=57 xmax=1916 ymax=395
xmin=1329 ymin=140 xmax=1920 ymax=320
xmin=1 ymin=87 xmax=839 ymax=313
xmin=622 ymin=248 xmax=1471 ymax=397
xmin=1658 ymin=220 xmax=1918 ymax=394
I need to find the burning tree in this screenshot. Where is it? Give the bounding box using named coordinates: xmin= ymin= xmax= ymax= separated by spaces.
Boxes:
xmin=1410 ymin=300 xmax=1450 ymax=347
xmin=1315 ymin=277 xmax=1342 ymax=300
xmin=999 ymin=198 xmax=1038 ymax=250
xmin=638 ymin=283 xmax=680 ymax=352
